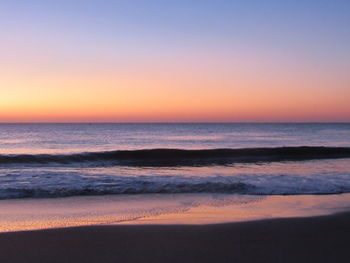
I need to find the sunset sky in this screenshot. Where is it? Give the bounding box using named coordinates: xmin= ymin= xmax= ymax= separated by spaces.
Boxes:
xmin=1 ymin=0 xmax=349 ymax=122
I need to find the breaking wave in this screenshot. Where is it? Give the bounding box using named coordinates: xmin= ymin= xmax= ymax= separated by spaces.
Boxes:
xmin=1 ymin=146 xmax=350 ymax=167
xmin=1 ymin=171 xmax=350 ymax=199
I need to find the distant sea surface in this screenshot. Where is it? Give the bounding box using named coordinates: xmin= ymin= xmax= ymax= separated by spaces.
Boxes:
xmin=1 ymin=123 xmax=350 ymax=199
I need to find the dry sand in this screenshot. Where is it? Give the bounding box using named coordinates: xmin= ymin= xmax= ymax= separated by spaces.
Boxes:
xmin=1 ymin=211 xmax=349 ymax=263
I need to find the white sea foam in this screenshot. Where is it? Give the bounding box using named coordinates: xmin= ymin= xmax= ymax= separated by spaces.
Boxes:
xmin=1 ymin=159 xmax=350 ymax=198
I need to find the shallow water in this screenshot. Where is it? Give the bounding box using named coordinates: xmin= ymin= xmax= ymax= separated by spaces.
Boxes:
xmin=1 ymin=193 xmax=350 ymax=232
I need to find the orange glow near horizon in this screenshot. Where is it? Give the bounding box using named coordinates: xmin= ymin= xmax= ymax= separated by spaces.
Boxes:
xmin=1 ymin=51 xmax=349 ymax=122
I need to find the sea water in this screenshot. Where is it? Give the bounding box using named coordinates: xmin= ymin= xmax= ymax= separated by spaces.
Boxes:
xmin=1 ymin=123 xmax=350 ymax=231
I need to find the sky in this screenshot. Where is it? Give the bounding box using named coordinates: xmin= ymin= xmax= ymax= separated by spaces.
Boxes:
xmin=0 ymin=0 xmax=349 ymax=122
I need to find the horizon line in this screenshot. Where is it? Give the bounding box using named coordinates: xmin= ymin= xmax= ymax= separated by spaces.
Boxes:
xmin=0 ymin=121 xmax=349 ymax=124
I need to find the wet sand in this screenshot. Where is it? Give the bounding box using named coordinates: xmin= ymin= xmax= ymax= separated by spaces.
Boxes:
xmin=1 ymin=212 xmax=349 ymax=263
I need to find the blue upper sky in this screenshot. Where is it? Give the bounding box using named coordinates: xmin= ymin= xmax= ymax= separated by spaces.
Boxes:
xmin=1 ymin=0 xmax=349 ymax=55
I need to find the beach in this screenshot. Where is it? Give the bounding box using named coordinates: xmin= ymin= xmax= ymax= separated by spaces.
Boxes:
xmin=1 ymin=193 xmax=350 ymax=262
xmin=1 ymin=123 xmax=350 ymax=262
xmin=1 ymin=211 xmax=349 ymax=263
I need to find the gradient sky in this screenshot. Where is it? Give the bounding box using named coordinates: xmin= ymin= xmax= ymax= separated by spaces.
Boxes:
xmin=1 ymin=0 xmax=349 ymax=122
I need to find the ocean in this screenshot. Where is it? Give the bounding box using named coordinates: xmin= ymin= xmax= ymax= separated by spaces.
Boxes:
xmin=1 ymin=123 xmax=350 ymax=231
xmin=1 ymin=123 xmax=350 ymax=198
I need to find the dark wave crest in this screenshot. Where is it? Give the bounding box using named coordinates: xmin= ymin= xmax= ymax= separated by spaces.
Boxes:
xmin=1 ymin=146 xmax=350 ymax=166
xmin=0 ymin=182 xmax=249 ymax=199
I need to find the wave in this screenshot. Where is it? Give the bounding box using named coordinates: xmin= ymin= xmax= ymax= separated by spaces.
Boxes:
xmin=2 ymin=174 xmax=350 ymax=199
xmin=0 ymin=182 xmax=249 ymax=199
xmin=1 ymin=146 xmax=350 ymax=167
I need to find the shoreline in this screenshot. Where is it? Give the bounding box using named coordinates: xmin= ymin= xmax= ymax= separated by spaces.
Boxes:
xmin=1 ymin=211 xmax=350 ymax=263
xmin=1 ymin=193 xmax=350 ymax=232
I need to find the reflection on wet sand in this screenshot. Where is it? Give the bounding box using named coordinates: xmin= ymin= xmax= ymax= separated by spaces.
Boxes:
xmin=1 ymin=193 xmax=350 ymax=232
